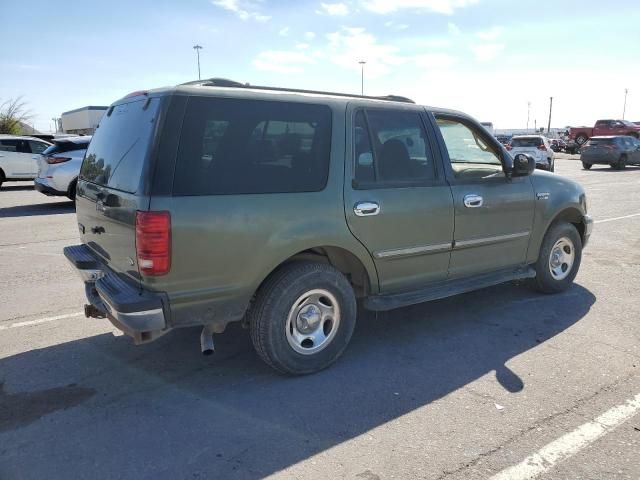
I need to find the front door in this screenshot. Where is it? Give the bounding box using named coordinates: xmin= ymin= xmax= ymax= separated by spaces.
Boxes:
xmin=344 ymin=106 xmax=454 ymax=293
xmin=432 ymin=114 xmax=535 ymax=278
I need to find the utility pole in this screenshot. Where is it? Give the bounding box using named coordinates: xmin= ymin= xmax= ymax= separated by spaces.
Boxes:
xmin=547 ymin=96 xmax=553 ymax=134
xmin=193 ymin=45 xmax=203 ymax=80
xmin=358 ymin=60 xmax=366 ymax=96
xmin=623 ymin=88 xmax=628 ymax=119
xmin=526 ymin=101 xmax=531 ymax=131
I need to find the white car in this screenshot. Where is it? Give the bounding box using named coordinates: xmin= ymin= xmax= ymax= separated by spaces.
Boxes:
xmin=34 ymin=136 xmax=91 ymax=200
xmin=0 ymin=135 xmax=52 ymax=188
xmin=508 ymin=135 xmax=555 ymax=172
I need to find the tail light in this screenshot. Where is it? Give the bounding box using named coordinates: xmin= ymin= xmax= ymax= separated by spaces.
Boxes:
xmin=135 ymin=211 xmax=171 ymax=276
xmin=506 ymin=145 xmax=513 ymax=151
xmin=537 ymin=144 xmax=547 ymax=151
xmin=46 ymin=156 xmax=72 ymax=164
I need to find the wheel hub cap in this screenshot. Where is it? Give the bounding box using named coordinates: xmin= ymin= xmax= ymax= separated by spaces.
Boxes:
xmin=285 ymin=289 xmax=341 ymax=355
xmin=296 ymin=305 xmax=321 ymax=333
xmin=548 ymin=237 xmax=575 ymax=281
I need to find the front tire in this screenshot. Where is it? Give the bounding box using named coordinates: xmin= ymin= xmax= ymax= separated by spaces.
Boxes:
xmin=531 ymin=222 xmax=582 ymax=294
xmin=582 ymin=162 xmax=592 ymax=170
xmin=618 ymin=155 xmax=627 ymax=170
xmin=249 ymin=262 xmax=357 ymax=375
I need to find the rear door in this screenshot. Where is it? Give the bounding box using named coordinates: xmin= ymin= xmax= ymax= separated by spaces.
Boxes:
xmin=593 ymin=120 xmax=612 ymax=136
xmin=344 ymin=105 xmax=454 ymax=293
xmin=77 ymin=95 xmax=162 ymax=281
xmin=0 ymin=139 xmax=33 ymax=177
xmin=432 ymin=114 xmax=535 ymax=278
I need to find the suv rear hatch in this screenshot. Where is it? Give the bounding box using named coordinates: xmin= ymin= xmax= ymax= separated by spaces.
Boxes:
xmin=37 ymin=137 xmax=90 ymax=179
xmin=76 ymin=94 xmax=162 ymax=284
xmin=509 ymin=137 xmax=546 ymax=161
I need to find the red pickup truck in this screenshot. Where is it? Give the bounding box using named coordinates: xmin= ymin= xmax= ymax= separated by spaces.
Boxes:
xmin=569 ymin=120 xmax=640 ymax=146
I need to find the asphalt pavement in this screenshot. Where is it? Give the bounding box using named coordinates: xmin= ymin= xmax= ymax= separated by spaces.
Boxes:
xmin=1 ymin=157 xmax=639 ymax=480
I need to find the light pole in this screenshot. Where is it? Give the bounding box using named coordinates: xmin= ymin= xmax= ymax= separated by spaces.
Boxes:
xmin=623 ymin=88 xmax=628 ymax=119
xmin=358 ymin=60 xmax=366 ymax=96
xmin=526 ymin=101 xmax=531 ymax=131
xmin=193 ymin=45 xmax=203 ymax=80
xmin=547 ymin=96 xmax=553 ymax=134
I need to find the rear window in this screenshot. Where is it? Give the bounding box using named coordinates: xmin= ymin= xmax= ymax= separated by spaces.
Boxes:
xmin=80 ymin=97 xmax=159 ymax=193
xmin=585 ymin=138 xmax=615 ymax=146
xmin=172 ymin=97 xmax=332 ymax=195
xmin=43 ymin=140 xmax=89 ymax=156
xmin=511 ymin=137 xmax=543 ymax=147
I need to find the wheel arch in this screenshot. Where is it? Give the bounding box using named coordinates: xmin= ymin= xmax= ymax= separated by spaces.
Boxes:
xmin=528 ymin=206 xmax=586 ymax=264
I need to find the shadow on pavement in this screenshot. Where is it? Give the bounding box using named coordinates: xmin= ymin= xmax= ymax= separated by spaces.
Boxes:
xmin=0 ymin=201 xmax=75 ymax=218
xmin=0 ymin=184 xmax=34 ymax=192
xmin=0 ymin=282 xmax=595 ymax=479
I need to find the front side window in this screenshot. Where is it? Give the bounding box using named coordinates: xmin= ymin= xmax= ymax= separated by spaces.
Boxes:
xmin=435 ymin=117 xmax=503 ymax=179
xmin=353 ymin=109 xmax=436 ymax=186
xmin=173 ymin=98 xmax=332 ymax=195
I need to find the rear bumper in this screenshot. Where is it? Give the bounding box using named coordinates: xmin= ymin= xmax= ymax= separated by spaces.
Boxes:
xmin=34 ymin=178 xmax=67 ymax=196
xmin=63 ymin=244 xmax=170 ymax=343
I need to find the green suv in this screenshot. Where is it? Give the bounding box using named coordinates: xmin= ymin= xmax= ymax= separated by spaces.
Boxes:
xmin=64 ymin=79 xmax=593 ymax=375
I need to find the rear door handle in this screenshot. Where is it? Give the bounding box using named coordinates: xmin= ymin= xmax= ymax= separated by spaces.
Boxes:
xmin=463 ymin=194 xmax=483 ymax=208
xmin=354 ymin=201 xmax=380 ymax=216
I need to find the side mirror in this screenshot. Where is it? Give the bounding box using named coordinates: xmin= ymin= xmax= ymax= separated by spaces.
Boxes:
xmin=512 ymin=154 xmax=536 ymax=177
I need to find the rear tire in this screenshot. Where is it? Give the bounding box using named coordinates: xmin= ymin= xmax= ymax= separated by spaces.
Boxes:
xmin=618 ymin=155 xmax=627 ymax=170
xmin=582 ymin=162 xmax=592 ymax=170
xmin=531 ymin=222 xmax=582 ymax=294
xmin=248 ymin=261 xmax=357 ymax=375
xmin=0 ymin=170 xmax=4 ymax=189
xmin=67 ymin=179 xmax=77 ymax=201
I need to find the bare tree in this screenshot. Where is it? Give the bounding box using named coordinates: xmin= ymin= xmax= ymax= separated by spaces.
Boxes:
xmin=0 ymin=97 xmax=33 ymax=134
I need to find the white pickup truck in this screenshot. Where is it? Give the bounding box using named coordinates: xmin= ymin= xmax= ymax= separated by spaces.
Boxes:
xmin=0 ymin=135 xmax=51 ymax=188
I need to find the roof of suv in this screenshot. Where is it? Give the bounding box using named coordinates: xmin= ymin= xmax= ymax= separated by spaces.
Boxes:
xmin=119 ymin=78 xmax=466 ymax=117
xmin=0 ymin=134 xmax=51 ymax=142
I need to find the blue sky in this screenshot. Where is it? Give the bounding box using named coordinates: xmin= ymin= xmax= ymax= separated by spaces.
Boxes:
xmin=1 ymin=0 xmax=639 ymax=132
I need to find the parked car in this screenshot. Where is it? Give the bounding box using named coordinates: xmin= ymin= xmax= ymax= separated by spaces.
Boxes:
xmin=569 ymin=120 xmax=640 ymax=146
xmin=0 ymin=135 xmax=51 ymax=188
xmin=495 ymin=134 xmax=511 ymax=146
xmin=580 ymin=136 xmax=640 ymax=170
xmin=507 ymin=135 xmax=555 ymax=171
xmin=34 ymin=136 xmax=91 ymax=200
xmin=549 ymin=138 xmax=566 ymax=153
xmin=64 ymin=79 xmax=592 ymax=375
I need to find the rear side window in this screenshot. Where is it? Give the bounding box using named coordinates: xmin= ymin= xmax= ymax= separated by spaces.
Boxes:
xmin=173 ymin=97 xmax=332 ymax=195
xmin=0 ymin=139 xmax=30 ymax=153
xmin=353 ymin=109 xmax=436 ymax=186
xmin=80 ymin=98 xmax=159 ymax=193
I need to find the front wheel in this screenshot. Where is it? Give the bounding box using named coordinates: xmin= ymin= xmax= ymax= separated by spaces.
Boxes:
xmin=531 ymin=222 xmax=582 ymax=294
xmin=582 ymin=162 xmax=592 ymax=170
xmin=575 ymin=134 xmax=588 ymax=146
xmin=618 ymin=155 xmax=627 ymax=170
xmin=249 ymin=262 xmax=357 ymax=375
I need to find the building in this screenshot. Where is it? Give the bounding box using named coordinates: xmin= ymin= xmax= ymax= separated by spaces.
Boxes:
xmin=60 ymin=106 xmax=108 ymax=135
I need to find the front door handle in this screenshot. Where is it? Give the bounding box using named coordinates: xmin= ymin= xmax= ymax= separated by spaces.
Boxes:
xmin=354 ymin=201 xmax=380 ymax=217
xmin=463 ymin=194 xmax=484 ymax=208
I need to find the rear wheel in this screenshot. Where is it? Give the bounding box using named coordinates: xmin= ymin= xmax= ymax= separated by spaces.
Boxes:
xmin=0 ymin=170 xmax=4 ymax=189
xmin=531 ymin=222 xmax=582 ymax=294
xmin=582 ymin=162 xmax=592 ymax=170
xmin=575 ymin=134 xmax=588 ymax=146
xmin=249 ymin=262 xmax=357 ymax=375
xmin=618 ymin=155 xmax=627 ymax=170
xmin=67 ymin=179 xmax=77 ymax=201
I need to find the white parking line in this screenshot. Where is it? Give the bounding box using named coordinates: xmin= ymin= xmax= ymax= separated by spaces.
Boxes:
xmin=595 ymin=213 xmax=640 ymax=224
xmin=489 ymin=392 xmax=640 ymax=480
xmin=0 ymin=312 xmax=84 ymax=331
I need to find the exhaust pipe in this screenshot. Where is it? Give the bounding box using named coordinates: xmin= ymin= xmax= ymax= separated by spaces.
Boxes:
xmin=200 ymin=326 xmax=215 ymax=356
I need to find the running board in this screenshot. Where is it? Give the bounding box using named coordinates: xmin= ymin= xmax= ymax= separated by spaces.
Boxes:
xmin=364 ymin=267 xmax=536 ymax=312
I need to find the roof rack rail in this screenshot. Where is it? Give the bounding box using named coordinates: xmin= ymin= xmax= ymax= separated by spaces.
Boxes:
xmin=179 ymin=78 xmax=415 ymax=104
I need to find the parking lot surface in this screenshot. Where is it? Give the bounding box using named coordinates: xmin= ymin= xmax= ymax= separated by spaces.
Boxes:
xmin=1 ymin=157 xmax=639 ymax=480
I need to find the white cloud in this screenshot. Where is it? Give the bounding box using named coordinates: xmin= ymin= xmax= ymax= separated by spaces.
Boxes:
xmin=414 ymin=53 xmax=458 ymax=69
xmin=211 ymin=0 xmax=271 ymax=22
xmin=384 ymin=21 xmax=409 ymax=30
xmin=471 ymin=43 xmax=504 ymax=62
xmin=325 ymin=27 xmax=403 ymax=78
xmin=279 ymin=27 xmax=290 ymax=36
xmin=305 ymin=31 xmax=317 ymax=40
xmin=447 ymin=22 xmax=461 ymax=35
xmin=362 ymin=0 xmax=478 ymax=15
xmin=317 ymin=2 xmax=350 ymax=15
xmin=476 ymin=27 xmax=503 ymax=41
xmin=253 ymin=50 xmax=315 ymax=74
xmin=296 ymin=43 xmax=311 ymax=50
